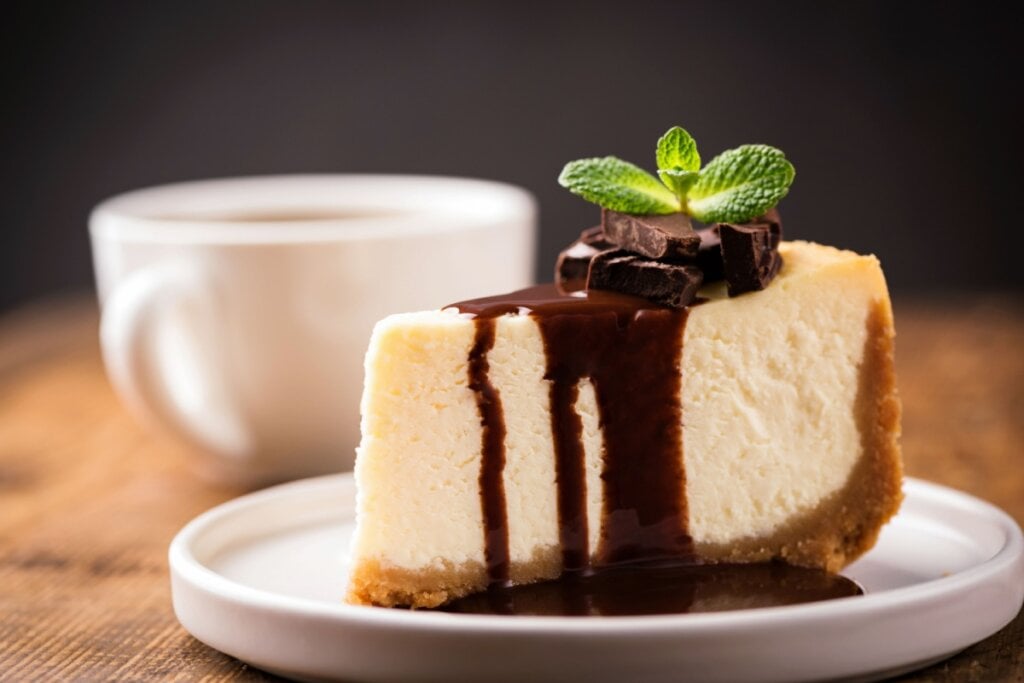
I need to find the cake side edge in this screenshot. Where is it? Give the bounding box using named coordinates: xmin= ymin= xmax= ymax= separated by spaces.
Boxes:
xmin=695 ymin=291 xmax=904 ymax=572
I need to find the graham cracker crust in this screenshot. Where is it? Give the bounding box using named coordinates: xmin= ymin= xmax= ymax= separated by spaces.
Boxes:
xmin=347 ymin=545 xmax=562 ymax=609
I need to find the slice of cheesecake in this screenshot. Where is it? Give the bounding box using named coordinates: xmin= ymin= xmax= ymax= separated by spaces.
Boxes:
xmin=347 ymin=240 xmax=902 ymax=608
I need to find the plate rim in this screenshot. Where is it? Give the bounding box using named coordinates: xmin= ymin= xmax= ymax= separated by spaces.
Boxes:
xmin=169 ymin=474 xmax=1024 ymax=635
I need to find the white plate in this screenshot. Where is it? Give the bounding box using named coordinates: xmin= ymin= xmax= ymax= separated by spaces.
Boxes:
xmin=169 ymin=476 xmax=1024 ymax=683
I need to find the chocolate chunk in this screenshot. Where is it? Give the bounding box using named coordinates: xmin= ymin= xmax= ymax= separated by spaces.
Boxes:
xmin=587 ymin=249 xmax=703 ymax=309
xmin=602 ymin=210 xmax=700 ymax=260
xmin=556 ymin=225 xmax=618 ymax=292
xmin=704 ymin=210 xmax=782 ymax=288
xmin=695 ymin=228 xmax=724 ymax=282
xmin=754 ymin=208 xmax=783 ymax=248
xmin=556 ymin=241 xmax=601 ymax=285
xmin=580 ymin=225 xmax=616 ymax=249
xmin=718 ymin=223 xmax=783 ymax=297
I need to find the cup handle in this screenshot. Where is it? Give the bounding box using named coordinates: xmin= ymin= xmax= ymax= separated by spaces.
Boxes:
xmin=100 ymin=261 xmax=250 ymax=458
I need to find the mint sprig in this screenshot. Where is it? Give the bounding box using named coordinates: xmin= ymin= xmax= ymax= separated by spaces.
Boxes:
xmin=686 ymin=145 xmax=794 ymax=223
xmin=655 ymin=127 xmax=701 ymax=199
xmin=558 ymin=126 xmax=795 ymax=223
xmin=558 ymin=156 xmax=680 ymax=214
xmin=656 ymin=126 xmax=700 ymax=170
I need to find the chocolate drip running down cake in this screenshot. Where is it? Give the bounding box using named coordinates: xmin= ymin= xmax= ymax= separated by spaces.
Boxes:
xmin=346 ymin=126 xmax=902 ymax=610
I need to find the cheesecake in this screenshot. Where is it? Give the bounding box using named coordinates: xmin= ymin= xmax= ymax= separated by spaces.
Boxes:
xmin=346 ymin=126 xmax=902 ymax=610
xmin=347 ymin=240 xmax=902 ymax=608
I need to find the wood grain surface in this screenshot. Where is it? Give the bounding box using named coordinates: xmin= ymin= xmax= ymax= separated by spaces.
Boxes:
xmin=0 ymin=294 xmax=1022 ymax=682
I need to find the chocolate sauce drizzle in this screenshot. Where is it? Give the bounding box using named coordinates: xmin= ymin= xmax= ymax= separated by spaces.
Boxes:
xmin=548 ymin=373 xmax=588 ymax=571
xmin=467 ymin=318 xmax=509 ymax=583
xmin=454 ymin=284 xmax=692 ymax=583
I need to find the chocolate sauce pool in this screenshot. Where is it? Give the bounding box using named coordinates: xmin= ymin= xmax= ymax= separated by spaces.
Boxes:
xmin=440 ymin=562 xmax=862 ymax=617
xmin=451 ymin=284 xmax=859 ymax=616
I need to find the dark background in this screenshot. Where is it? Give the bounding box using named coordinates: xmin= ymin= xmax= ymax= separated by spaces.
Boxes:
xmin=3 ymin=1 xmax=1021 ymax=313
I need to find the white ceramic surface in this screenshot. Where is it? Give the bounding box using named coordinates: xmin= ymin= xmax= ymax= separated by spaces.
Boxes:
xmin=169 ymin=476 xmax=1024 ymax=683
xmin=90 ymin=176 xmax=535 ymax=483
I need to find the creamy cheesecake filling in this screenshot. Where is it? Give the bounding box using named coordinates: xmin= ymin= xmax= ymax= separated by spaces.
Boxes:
xmin=684 ymin=245 xmax=878 ymax=543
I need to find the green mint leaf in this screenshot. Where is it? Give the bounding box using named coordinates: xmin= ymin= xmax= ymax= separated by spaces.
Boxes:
xmin=558 ymin=156 xmax=681 ymax=214
xmin=686 ymin=144 xmax=795 ymax=223
xmin=657 ymin=168 xmax=699 ymax=198
xmin=655 ymin=126 xmax=701 ymax=174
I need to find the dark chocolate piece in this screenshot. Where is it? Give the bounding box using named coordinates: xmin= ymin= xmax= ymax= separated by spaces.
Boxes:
xmin=695 ymin=228 xmax=724 ymax=283
xmin=754 ymin=207 xmax=783 ymax=248
xmin=703 ymin=209 xmax=782 ymax=287
xmin=602 ymin=210 xmax=700 ymax=260
xmin=718 ymin=223 xmax=783 ymax=296
xmin=555 ymin=226 xmax=618 ymax=291
xmin=580 ymin=225 xmax=616 ymax=249
xmin=587 ymin=249 xmax=703 ymax=309
xmin=555 ymin=241 xmax=601 ymax=286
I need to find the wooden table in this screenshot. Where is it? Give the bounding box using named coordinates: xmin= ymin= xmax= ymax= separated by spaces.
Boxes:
xmin=1 ymin=294 xmax=1021 ymax=681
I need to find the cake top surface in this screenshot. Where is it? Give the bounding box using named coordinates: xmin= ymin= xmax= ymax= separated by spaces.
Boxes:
xmin=439 ymin=241 xmax=876 ymax=321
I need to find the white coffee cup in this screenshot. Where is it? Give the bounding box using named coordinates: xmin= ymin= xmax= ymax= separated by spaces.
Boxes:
xmin=90 ymin=175 xmax=536 ymax=484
